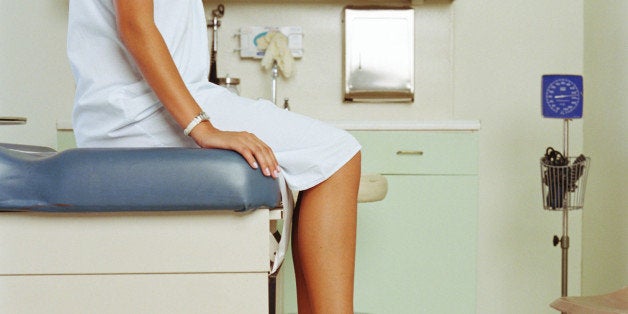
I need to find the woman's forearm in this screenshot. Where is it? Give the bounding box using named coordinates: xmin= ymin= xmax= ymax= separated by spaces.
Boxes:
xmin=114 ymin=0 xmax=205 ymax=130
xmin=112 ymin=0 xmax=279 ymax=176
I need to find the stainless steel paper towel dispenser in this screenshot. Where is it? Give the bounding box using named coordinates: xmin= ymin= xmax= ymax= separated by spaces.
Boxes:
xmin=343 ymin=7 xmax=414 ymax=103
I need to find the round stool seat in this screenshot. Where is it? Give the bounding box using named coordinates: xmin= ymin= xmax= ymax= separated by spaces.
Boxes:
xmin=358 ymin=173 xmax=388 ymax=203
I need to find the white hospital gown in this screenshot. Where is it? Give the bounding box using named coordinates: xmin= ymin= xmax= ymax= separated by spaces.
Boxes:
xmin=67 ymin=0 xmax=360 ymax=191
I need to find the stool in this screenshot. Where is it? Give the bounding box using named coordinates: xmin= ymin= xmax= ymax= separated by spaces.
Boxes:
xmin=550 ymin=287 xmax=628 ymax=313
xmin=0 ymin=143 xmax=292 ymax=314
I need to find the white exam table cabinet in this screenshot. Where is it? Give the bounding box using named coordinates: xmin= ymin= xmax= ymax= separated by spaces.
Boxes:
xmin=0 ymin=143 xmax=287 ymax=314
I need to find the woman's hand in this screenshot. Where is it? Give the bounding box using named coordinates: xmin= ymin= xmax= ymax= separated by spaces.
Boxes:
xmin=190 ymin=122 xmax=280 ymax=178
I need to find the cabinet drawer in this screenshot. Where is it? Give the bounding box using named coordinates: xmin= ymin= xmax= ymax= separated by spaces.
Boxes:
xmin=350 ymin=131 xmax=478 ymax=175
xmin=0 ymin=210 xmax=270 ymax=275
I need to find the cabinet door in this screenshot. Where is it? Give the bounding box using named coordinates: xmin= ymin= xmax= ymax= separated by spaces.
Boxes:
xmin=350 ymin=131 xmax=479 ymax=175
xmin=354 ymin=175 xmax=477 ymax=313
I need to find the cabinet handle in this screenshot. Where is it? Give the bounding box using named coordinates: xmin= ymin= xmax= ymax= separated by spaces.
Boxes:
xmin=396 ymin=150 xmax=423 ymax=156
xmin=0 ymin=117 xmax=27 ymax=125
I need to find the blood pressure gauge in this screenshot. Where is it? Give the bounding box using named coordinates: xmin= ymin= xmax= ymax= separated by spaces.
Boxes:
xmin=542 ymin=75 xmax=583 ymax=118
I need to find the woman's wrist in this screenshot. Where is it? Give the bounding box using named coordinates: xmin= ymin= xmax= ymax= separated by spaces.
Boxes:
xmin=189 ymin=120 xmax=219 ymax=147
xmin=183 ymin=111 xmax=210 ymax=136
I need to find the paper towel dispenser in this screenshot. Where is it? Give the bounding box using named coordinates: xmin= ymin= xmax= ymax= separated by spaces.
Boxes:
xmin=343 ymin=7 xmax=414 ymax=103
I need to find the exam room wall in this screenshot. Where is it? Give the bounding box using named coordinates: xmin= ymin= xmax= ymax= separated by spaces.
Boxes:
xmin=0 ymin=0 xmax=74 ymax=147
xmin=1 ymin=1 xmax=618 ymax=314
xmin=453 ymin=1 xmax=585 ymax=313
xmin=582 ymin=0 xmax=628 ymax=297
xmin=201 ymin=0 xmax=456 ymax=121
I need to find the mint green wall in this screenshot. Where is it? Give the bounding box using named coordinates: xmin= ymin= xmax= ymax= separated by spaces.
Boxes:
xmin=582 ymin=0 xmax=628 ymax=296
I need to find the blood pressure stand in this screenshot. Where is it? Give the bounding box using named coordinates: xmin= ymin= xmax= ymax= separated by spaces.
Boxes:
xmin=539 ymin=75 xmax=590 ymax=305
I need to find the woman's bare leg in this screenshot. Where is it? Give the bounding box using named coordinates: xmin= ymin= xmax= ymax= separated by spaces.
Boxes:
xmin=292 ymin=196 xmax=313 ymax=313
xmin=291 ymin=151 xmax=361 ymax=313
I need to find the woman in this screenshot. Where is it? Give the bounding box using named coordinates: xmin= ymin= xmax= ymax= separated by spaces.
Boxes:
xmin=67 ymin=1 xmax=361 ymax=313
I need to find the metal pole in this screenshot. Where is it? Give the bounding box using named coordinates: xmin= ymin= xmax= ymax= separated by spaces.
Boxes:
xmin=561 ymin=119 xmax=570 ymax=298
xmin=207 ymin=4 xmax=224 ymax=84
xmin=563 ymin=119 xmax=569 ymax=168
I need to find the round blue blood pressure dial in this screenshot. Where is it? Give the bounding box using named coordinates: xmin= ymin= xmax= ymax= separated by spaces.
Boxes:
xmin=542 ymin=75 xmax=583 ymax=118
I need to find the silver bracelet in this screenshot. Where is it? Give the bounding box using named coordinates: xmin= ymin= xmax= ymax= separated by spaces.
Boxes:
xmin=183 ymin=112 xmax=210 ymax=136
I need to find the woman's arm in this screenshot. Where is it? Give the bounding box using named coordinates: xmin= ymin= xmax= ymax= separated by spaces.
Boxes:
xmin=113 ymin=0 xmax=279 ymax=177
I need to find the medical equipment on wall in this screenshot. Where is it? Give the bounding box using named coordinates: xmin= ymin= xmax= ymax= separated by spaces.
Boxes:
xmin=343 ymin=7 xmax=415 ymax=103
xmin=236 ymin=26 xmax=303 ymax=106
xmin=538 ymin=74 xmax=590 ymax=305
xmin=207 ymin=4 xmax=242 ymax=96
xmin=207 ymin=4 xmax=224 ymax=85
xmin=236 ymin=26 xmax=303 ymax=60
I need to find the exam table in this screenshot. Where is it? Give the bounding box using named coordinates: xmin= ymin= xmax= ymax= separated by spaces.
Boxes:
xmin=0 ymin=143 xmax=292 ymax=314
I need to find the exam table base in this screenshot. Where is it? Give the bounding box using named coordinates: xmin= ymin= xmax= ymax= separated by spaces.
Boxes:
xmin=0 ymin=209 xmax=282 ymax=314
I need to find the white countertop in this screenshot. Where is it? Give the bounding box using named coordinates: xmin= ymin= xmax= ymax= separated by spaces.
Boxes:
xmin=57 ymin=119 xmax=481 ymax=131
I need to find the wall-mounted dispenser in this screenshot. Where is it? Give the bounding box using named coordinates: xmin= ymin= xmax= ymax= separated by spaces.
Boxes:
xmin=343 ymin=7 xmax=415 ymax=103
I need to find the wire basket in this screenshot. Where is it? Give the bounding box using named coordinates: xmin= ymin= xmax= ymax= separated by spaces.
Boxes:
xmin=540 ymin=155 xmax=590 ymax=210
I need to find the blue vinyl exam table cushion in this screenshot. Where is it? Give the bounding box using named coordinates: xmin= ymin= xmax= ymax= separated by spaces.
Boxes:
xmin=0 ymin=143 xmax=281 ymax=212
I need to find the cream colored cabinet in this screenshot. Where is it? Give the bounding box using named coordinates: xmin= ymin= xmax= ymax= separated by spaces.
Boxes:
xmin=281 ymin=130 xmax=478 ymax=313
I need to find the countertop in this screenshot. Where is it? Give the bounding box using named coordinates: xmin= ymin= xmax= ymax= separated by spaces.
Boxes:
xmin=57 ymin=119 xmax=481 ymax=131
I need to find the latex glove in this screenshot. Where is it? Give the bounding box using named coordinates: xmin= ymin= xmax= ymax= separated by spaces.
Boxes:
xmin=258 ymin=31 xmax=294 ymax=78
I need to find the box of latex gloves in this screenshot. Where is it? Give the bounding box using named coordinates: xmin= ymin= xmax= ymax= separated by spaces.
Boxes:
xmin=238 ymin=26 xmax=303 ymax=59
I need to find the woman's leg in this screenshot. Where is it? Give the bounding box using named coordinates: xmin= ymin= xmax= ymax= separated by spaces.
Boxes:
xmin=291 ymin=151 xmax=361 ymax=313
